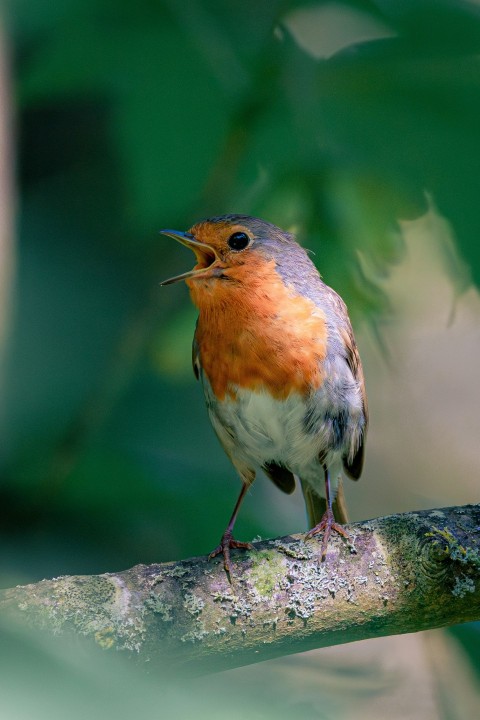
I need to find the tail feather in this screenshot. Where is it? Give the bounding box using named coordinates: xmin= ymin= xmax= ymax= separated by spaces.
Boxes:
xmin=300 ymin=477 xmax=349 ymax=528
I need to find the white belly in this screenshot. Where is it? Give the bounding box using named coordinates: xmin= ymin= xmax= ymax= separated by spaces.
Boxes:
xmin=205 ymin=383 xmax=343 ymax=487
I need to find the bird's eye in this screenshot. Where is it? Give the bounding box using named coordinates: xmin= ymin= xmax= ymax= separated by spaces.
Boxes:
xmin=227 ymin=231 xmax=251 ymax=251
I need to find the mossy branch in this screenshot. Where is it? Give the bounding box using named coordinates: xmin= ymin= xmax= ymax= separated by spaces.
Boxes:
xmin=1 ymin=504 xmax=480 ymax=676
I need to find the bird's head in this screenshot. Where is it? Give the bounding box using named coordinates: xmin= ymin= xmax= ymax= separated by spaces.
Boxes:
xmin=160 ymin=215 xmax=304 ymax=288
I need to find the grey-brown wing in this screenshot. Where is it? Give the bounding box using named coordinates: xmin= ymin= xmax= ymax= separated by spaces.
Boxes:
xmin=344 ymin=435 xmax=366 ymax=480
xmin=341 ymin=324 xmax=368 ymax=481
xmin=263 ymin=462 xmax=296 ymax=494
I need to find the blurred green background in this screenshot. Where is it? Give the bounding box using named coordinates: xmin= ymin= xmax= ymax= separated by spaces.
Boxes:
xmin=1 ymin=0 xmax=480 ymax=717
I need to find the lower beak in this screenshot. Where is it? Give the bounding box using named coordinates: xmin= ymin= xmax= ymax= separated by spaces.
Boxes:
xmin=160 ymin=229 xmax=219 ymax=285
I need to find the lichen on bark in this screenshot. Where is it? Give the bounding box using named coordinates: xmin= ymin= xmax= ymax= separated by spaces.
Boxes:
xmin=1 ymin=504 xmax=480 ymax=676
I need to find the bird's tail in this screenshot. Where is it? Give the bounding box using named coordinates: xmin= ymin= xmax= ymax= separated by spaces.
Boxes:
xmin=300 ymin=477 xmax=349 ymax=527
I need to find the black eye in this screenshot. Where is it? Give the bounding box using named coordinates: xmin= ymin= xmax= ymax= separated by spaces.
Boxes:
xmin=227 ymin=231 xmax=250 ymax=251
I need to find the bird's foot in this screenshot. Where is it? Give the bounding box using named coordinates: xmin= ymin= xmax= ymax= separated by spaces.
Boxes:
xmin=305 ymin=508 xmax=350 ymax=561
xmin=208 ymin=530 xmax=253 ymax=575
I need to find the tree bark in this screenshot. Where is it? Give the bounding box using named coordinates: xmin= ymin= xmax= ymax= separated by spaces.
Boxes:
xmin=1 ymin=504 xmax=479 ymax=676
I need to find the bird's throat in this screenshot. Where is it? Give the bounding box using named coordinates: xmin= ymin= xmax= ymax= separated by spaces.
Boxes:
xmin=191 ymin=258 xmax=329 ymax=401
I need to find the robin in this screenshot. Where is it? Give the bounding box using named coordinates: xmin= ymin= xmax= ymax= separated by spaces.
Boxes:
xmin=161 ymin=215 xmax=368 ymax=573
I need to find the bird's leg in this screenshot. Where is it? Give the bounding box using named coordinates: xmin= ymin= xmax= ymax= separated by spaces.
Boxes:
xmin=305 ymin=466 xmax=351 ymax=560
xmin=209 ymin=483 xmax=253 ymax=575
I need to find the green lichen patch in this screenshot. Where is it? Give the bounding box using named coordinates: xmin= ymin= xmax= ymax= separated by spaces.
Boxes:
xmin=94 ymin=625 xmax=116 ymax=649
xmin=423 ymin=525 xmax=480 ymax=597
xmin=56 ymin=575 xmax=116 ymax=616
xmin=424 ymin=526 xmax=480 ymax=566
xmin=247 ymin=549 xmax=284 ymax=597
xmin=425 ymin=526 xmax=463 ymax=555
xmin=20 ymin=576 xmax=117 ymax=635
xmin=15 ymin=574 xmax=148 ymax=654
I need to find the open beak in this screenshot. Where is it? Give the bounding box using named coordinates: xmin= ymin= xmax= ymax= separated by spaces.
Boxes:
xmin=160 ymin=229 xmax=220 ymax=285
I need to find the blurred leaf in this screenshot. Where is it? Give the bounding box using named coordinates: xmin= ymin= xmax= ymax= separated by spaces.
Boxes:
xmin=283 ymin=2 xmax=397 ymax=60
xmin=151 ymin=302 xmax=196 ymax=379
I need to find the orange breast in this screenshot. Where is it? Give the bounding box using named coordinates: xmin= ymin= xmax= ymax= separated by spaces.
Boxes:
xmin=187 ymin=255 xmax=328 ymax=400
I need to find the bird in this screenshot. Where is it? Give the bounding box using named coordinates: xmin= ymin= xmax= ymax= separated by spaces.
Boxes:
xmin=161 ymin=215 xmax=368 ymax=574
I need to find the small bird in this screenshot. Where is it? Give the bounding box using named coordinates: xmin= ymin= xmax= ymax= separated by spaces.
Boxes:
xmin=161 ymin=215 xmax=368 ymax=573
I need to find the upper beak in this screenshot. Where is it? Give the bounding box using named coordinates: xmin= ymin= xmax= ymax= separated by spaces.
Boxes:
xmin=159 ymin=229 xmax=220 ymax=285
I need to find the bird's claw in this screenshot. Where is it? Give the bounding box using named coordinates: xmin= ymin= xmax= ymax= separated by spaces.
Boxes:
xmin=208 ymin=530 xmax=253 ymax=575
xmin=306 ymin=508 xmax=350 ymax=561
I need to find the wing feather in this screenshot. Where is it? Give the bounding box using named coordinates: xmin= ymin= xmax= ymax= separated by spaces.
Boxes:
xmin=341 ymin=323 xmax=368 ymax=481
xmin=263 ymin=462 xmax=296 ymax=494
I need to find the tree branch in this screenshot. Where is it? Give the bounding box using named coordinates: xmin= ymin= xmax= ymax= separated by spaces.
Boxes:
xmin=2 ymin=504 xmax=480 ymax=676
